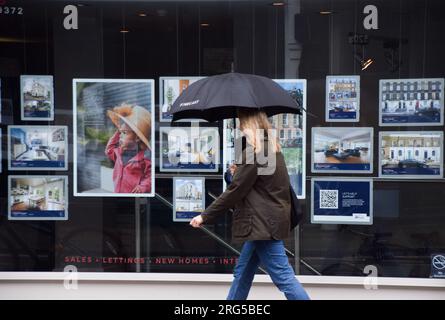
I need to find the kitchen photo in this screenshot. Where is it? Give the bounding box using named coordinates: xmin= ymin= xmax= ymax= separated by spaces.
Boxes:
xmin=8 ymin=176 xmax=68 ymax=220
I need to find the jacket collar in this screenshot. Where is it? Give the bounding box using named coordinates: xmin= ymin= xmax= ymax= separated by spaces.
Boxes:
xmin=118 ymin=147 xmax=147 ymax=163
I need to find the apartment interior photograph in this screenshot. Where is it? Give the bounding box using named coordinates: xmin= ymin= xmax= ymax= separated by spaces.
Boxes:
xmin=10 ymin=127 xmax=65 ymax=162
xmin=10 ymin=177 xmax=66 ymax=212
xmin=313 ymin=128 xmax=372 ymax=164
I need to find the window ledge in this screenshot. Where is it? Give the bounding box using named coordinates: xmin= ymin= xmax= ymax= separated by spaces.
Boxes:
xmin=0 ymin=272 xmax=444 ymax=288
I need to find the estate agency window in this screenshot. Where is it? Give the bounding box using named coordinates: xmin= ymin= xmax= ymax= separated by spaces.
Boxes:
xmin=0 ymin=0 xmax=444 ymax=279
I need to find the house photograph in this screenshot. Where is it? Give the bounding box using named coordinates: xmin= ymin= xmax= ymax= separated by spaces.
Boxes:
xmin=159 ymin=77 xmax=204 ymax=122
xmin=380 ymin=131 xmax=443 ymax=178
xmin=326 ymin=76 xmax=360 ymax=122
xmin=173 ymin=178 xmax=205 ymax=221
xmin=20 ymin=75 xmax=54 ymax=121
xmin=380 ymin=78 xmax=444 ymax=125
xmin=271 ymin=79 xmax=307 ymax=198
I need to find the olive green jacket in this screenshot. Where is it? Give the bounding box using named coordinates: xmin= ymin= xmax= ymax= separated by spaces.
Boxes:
xmin=201 ymin=137 xmax=291 ymax=243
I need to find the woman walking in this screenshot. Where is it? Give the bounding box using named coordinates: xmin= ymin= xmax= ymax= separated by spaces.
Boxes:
xmin=190 ymin=108 xmax=310 ymax=300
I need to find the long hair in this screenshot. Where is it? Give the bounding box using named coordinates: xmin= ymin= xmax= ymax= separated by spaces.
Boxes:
xmin=237 ymin=108 xmax=281 ymax=153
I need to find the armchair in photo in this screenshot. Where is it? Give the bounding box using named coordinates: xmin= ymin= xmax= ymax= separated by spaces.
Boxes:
xmin=45 ymin=146 xmax=64 ymax=161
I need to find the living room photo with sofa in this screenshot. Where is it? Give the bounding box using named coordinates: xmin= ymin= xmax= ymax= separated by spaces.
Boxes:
xmin=312 ymin=127 xmax=373 ymax=173
xmin=8 ymin=125 xmax=68 ymax=170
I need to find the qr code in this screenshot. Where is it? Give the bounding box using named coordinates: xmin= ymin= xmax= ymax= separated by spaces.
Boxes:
xmin=320 ymin=190 xmax=338 ymax=209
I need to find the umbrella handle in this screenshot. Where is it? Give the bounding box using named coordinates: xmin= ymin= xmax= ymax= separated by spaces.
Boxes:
xmin=298 ymin=105 xmax=318 ymax=119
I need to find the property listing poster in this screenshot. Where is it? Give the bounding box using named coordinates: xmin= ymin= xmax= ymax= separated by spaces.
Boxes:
xmin=20 ymin=75 xmax=54 ymax=121
xmin=159 ymin=77 xmax=205 ymax=122
xmin=8 ymin=175 xmax=68 ymax=220
xmin=311 ymin=178 xmax=373 ymax=225
xmin=326 ymin=75 xmax=360 ymax=122
xmin=379 ymin=78 xmax=444 ymax=126
xmin=222 ymin=118 xmax=240 ymax=191
xmin=273 ymin=79 xmax=307 ymax=199
xmin=221 ymin=79 xmax=307 ymax=198
xmin=160 ymin=126 xmax=219 ymax=172
xmin=73 ymin=79 xmax=155 ymax=197
xmin=173 ymin=177 xmax=205 ymax=222
xmin=312 ymin=127 xmax=373 ymax=173
xmin=379 ymin=131 xmax=443 ymax=179
xmin=8 ymin=125 xmax=68 ymax=171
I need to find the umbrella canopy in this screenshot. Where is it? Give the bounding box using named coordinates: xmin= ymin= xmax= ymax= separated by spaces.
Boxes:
xmin=170 ymin=72 xmax=302 ymax=122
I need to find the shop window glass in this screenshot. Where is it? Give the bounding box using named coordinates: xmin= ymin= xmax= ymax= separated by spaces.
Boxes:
xmin=0 ymin=0 xmax=443 ymax=279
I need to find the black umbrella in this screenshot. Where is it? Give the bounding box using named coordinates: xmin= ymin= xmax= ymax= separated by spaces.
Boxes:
xmin=170 ymin=72 xmax=302 ymax=122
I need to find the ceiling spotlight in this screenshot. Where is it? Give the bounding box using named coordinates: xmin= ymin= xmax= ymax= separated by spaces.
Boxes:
xmin=361 ymin=58 xmax=373 ymax=70
xmin=319 ymin=11 xmax=333 ymax=15
xmin=200 ymin=23 xmax=210 ymax=27
xmin=138 ymin=13 xmax=147 ymax=17
xmin=272 ymin=2 xmax=285 ymax=6
xmin=354 ymin=53 xmax=373 ymax=71
xmin=120 ymin=29 xmax=129 ymax=33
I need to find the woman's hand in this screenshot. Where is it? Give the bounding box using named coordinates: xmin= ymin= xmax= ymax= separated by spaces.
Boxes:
xmin=229 ymin=164 xmax=237 ymax=175
xmin=190 ymin=215 xmax=204 ymax=228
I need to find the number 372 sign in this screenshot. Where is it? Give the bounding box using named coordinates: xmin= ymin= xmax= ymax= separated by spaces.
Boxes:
xmin=0 ymin=0 xmax=23 ymax=15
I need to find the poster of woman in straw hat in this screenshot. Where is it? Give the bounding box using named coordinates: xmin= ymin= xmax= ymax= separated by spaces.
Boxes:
xmin=73 ymin=79 xmax=155 ymax=197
